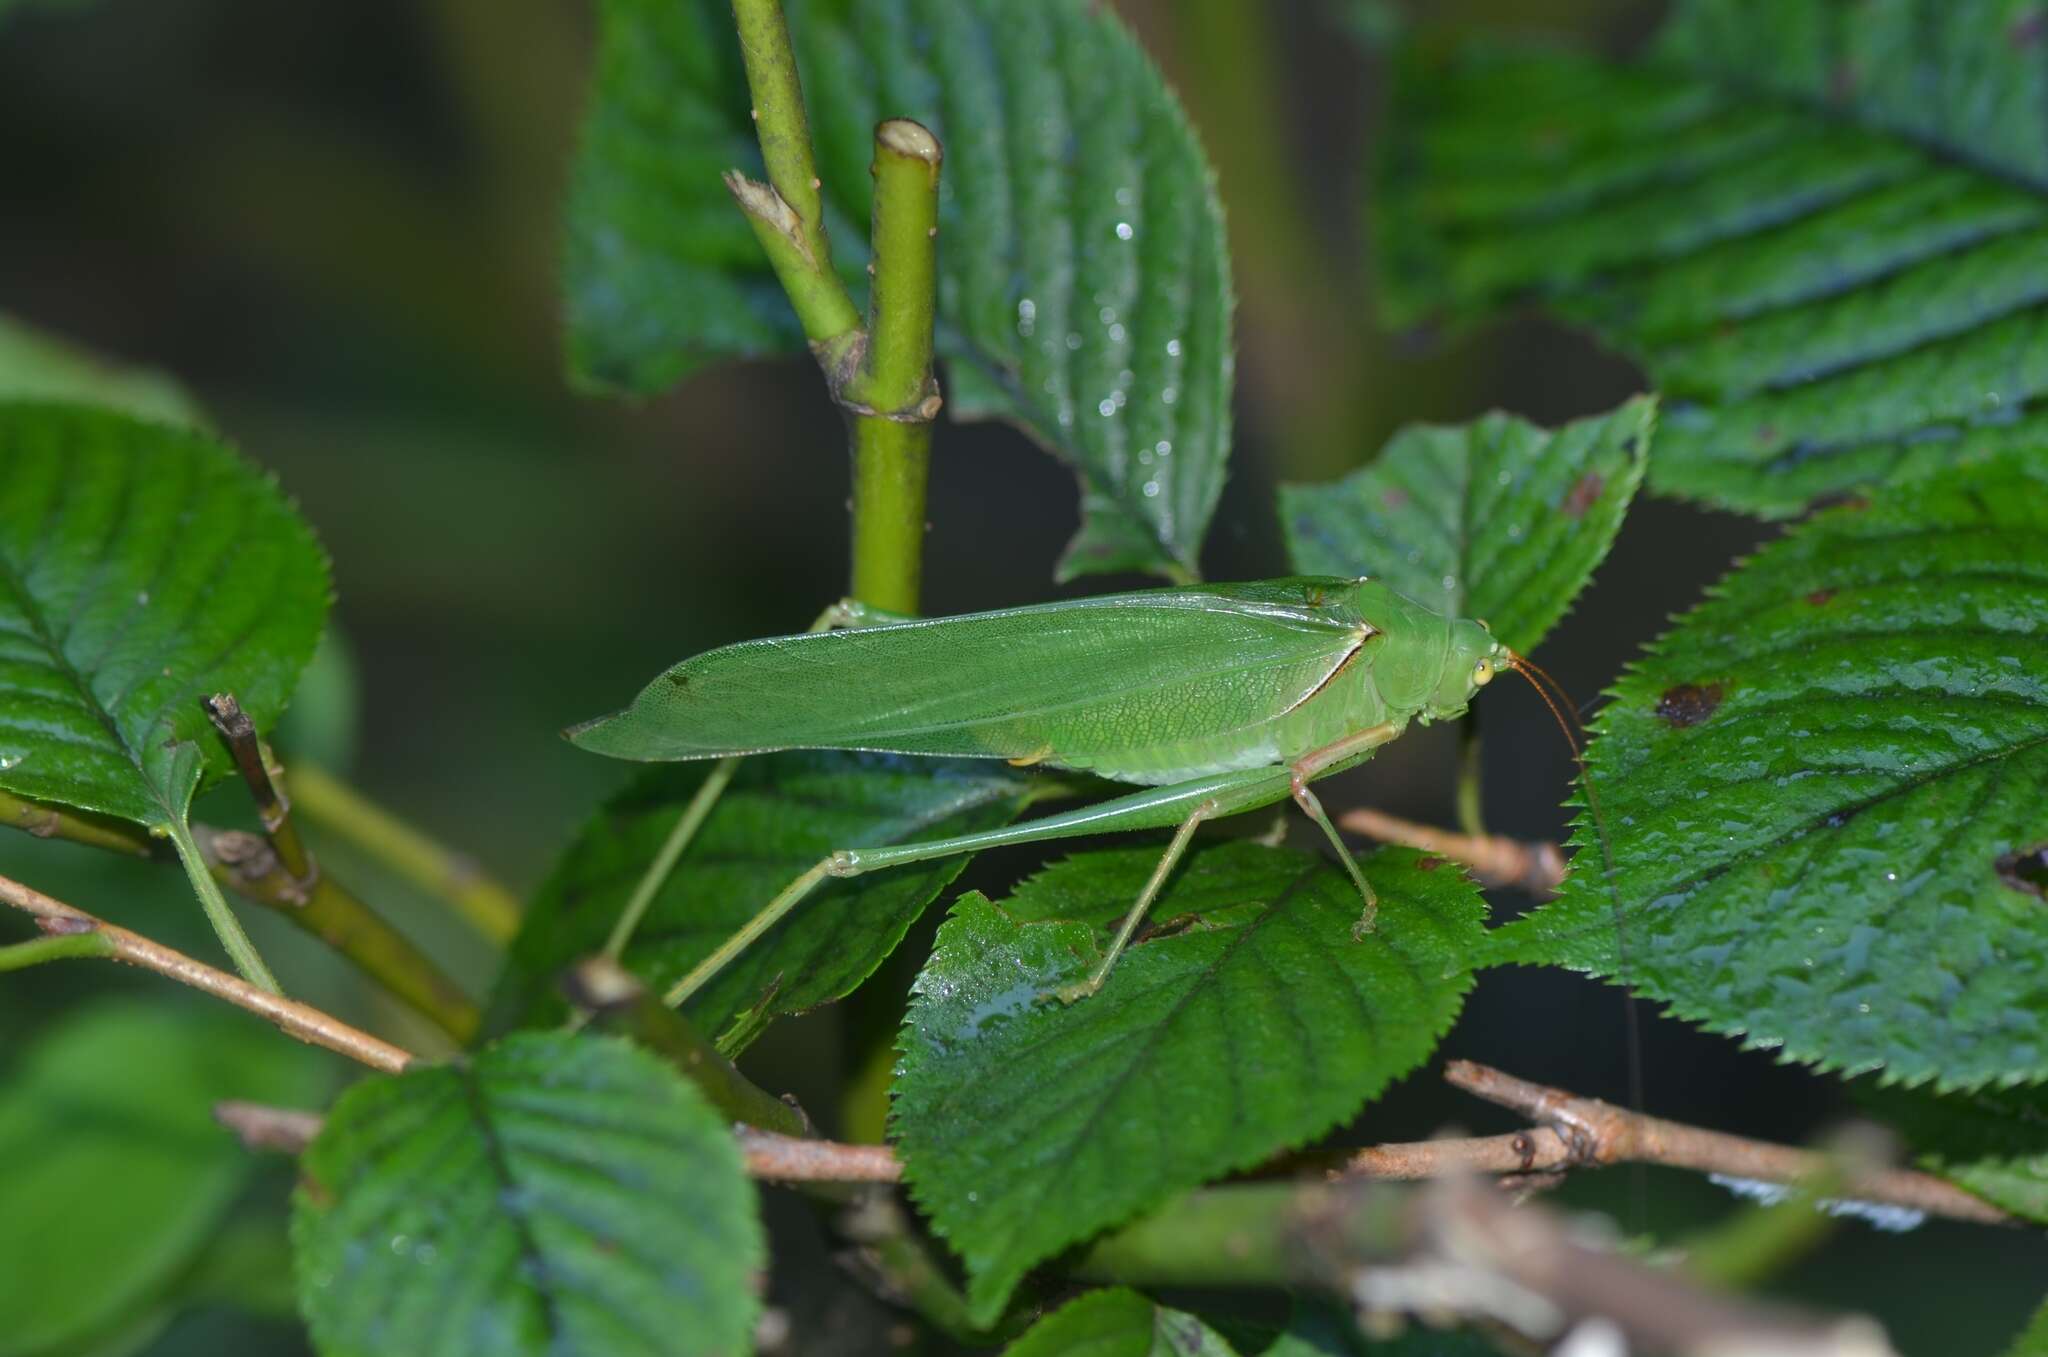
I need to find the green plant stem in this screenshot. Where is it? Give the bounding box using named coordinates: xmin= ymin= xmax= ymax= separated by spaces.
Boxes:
xmin=1169 ymin=5 xmax=1375 ymax=480
xmin=852 ymin=121 xmax=942 ymax=412
xmin=0 ymin=787 xmax=477 ymax=1040
xmin=849 ymin=418 xmax=933 ymax=616
xmin=730 ymin=0 xmax=826 ymax=246
xmin=1073 ymin=1182 xmax=1399 ymax=1289
xmin=0 ymin=788 xmax=154 ymax=858
xmin=848 ymin=119 xmax=943 ymax=627
xmin=723 ymin=0 xmax=861 ymax=349
xmin=0 ymin=929 xmax=115 ymax=972
xmin=563 ymin=955 xmax=807 ymax=1137
xmin=604 ymin=757 xmax=740 ymax=962
xmin=199 ymin=826 xmax=480 ymax=1043
xmin=838 ymin=1194 xmax=1033 ymax=1346
xmin=1455 ymin=716 xmax=1486 ymax=838
xmin=285 ymin=762 xmax=520 ymax=944
xmin=166 ymin=817 xmax=282 ymax=995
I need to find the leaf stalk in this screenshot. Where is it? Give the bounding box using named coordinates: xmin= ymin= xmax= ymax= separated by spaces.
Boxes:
xmin=0 ymin=784 xmax=479 ymax=1040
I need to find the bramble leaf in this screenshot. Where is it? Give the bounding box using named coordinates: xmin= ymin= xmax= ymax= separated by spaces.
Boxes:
xmin=2006 ymin=1296 xmax=2048 ymax=1357
xmin=1002 ymin=1288 xmax=1240 ymax=1357
xmin=1496 ymin=457 xmax=2048 ymax=1088
xmin=566 ymin=0 xmax=1233 ymax=581
xmin=894 ymin=842 xmax=1485 ymax=1321
xmin=291 ymin=1032 xmax=761 ymax=1357
xmin=0 ymin=315 xmax=200 ymax=427
xmin=0 ymin=1000 xmax=326 ymax=1357
xmin=0 ymin=403 xmax=329 ymax=829
xmin=1381 ymin=1 xmax=2048 ymax=517
xmin=494 ymin=752 xmax=1034 ymax=1053
xmin=1280 ymin=397 xmax=1653 ymax=655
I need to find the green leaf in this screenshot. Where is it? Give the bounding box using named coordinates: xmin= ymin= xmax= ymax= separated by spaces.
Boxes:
xmin=2004 ymin=1295 xmax=2048 ymax=1357
xmin=291 ymin=1032 xmax=762 ymax=1357
xmin=1380 ymin=2 xmax=2048 ymax=518
xmin=1857 ymin=1080 xmax=2048 ymax=1225
xmin=566 ymin=0 xmax=1233 ymax=581
xmin=0 ymin=317 xmax=201 ymax=428
xmin=0 ymin=402 xmax=330 ymax=829
xmin=1496 ymin=456 xmax=2048 ymax=1088
xmin=0 ymin=999 xmax=327 ymax=1357
xmin=493 ymin=752 xmax=1034 ymax=1053
xmin=1280 ymin=397 xmax=1653 ymax=655
xmin=894 ymin=841 xmax=1486 ymax=1321
xmin=1002 ymin=1288 xmax=1240 ymax=1357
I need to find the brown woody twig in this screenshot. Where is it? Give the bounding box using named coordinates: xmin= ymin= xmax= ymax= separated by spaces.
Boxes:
xmin=1340 ymin=807 xmax=1567 ymax=894
xmin=0 ymin=871 xmax=414 ymax=1074
xmin=1436 ymin=1061 xmax=2010 ymax=1225
xmin=203 ymin=692 xmax=315 ymax=891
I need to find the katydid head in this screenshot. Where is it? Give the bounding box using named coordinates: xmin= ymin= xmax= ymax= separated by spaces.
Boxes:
xmin=1424 ymin=617 xmax=1511 ymax=721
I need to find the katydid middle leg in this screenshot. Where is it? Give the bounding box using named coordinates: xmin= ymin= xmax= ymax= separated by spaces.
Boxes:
xmin=1050 ymin=798 xmax=1216 ymax=1004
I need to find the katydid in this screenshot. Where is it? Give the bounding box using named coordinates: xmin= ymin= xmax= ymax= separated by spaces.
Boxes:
xmin=569 ymin=577 xmax=1517 ymax=1005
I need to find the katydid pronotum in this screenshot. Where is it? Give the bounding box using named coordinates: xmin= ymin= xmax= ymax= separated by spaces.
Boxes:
xmin=571 ymin=576 xmax=1561 ymax=1006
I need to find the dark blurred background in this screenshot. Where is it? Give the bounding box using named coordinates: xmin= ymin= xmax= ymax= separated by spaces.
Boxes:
xmin=0 ymin=1 xmax=2040 ymax=1353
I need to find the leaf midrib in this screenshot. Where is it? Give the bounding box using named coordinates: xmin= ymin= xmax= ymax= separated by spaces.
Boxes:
xmin=455 ymin=1063 xmax=567 ymax=1352
xmin=1549 ymin=725 xmax=2048 ymax=954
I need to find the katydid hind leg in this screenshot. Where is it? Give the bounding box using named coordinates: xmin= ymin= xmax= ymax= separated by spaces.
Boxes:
xmin=665 ymin=765 xmax=1298 ymax=1010
xmin=1051 ymin=799 xmax=1217 ymax=1005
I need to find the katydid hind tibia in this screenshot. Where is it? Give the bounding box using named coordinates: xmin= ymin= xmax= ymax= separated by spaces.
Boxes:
xmin=569 ymin=577 xmax=1513 ymax=1004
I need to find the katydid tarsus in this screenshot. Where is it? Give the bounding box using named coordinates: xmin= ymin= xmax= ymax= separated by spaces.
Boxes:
xmin=569 ymin=576 xmax=1532 ymax=1007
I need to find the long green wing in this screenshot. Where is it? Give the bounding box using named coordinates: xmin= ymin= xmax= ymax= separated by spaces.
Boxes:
xmin=569 ymin=581 xmax=1368 ymax=765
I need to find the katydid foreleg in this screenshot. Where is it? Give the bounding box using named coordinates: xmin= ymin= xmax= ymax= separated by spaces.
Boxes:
xmin=661 ymin=752 xmax=1388 ymax=1009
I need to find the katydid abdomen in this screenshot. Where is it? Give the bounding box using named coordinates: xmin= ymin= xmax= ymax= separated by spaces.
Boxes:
xmin=571 ymin=576 xmax=1509 ymax=1004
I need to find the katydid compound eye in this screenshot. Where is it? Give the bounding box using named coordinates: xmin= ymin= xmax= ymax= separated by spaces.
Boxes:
xmin=1473 ymin=659 xmax=1494 ymax=686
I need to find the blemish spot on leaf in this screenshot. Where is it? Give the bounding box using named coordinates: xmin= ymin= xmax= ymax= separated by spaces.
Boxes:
xmin=1563 ymin=472 xmax=1605 ymax=518
xmin=1655 ymin=682 xmax=1724 ymax=727
xmin=1381 ymin=487 xmax=1409 ymax=510
xmin=1807 ymin=588 xmax=1836 ymax=606
xmin=1996 ymin=844 xmax=2048 ymax=899
xmin=2010 ymin=7 xmax=2046 ymax=47
xmin=1415 ymin=854 xmax=1447 ymax=872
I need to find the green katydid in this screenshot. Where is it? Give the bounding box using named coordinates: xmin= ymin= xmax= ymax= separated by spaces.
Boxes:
xmin=569 ymin=576 xmax=1537 ymax=1006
